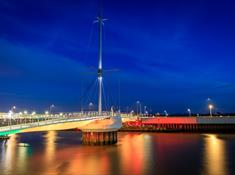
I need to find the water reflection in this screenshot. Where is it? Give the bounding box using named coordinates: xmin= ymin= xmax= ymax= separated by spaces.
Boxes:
xmin=119 ymin=133 xmax=153 ymax=175
xmin=0 ymin=134 xmax=31 ymax=175
xmin=202 ymin=134 xmax=228 ymax=175
xmin=0 ymin=132 xmax=234 ymax=175
xmin=17 ymin=144 xmax=28 ymax=175
xmin=45 ymin=131 xmax=57 ymax=164
xmin=2 ymin=134 xmax=17 ymax=175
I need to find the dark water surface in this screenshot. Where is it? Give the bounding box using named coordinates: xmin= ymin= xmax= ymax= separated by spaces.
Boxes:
xmin=1 ymin=131 xmax=235 ymax=175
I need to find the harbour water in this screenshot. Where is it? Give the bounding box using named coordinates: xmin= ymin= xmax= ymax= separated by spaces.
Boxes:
xmin=0 ymin=131 xmax=235 ymax=175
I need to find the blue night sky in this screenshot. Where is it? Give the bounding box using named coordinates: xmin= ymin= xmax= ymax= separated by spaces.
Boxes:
xmin=0 ymin=0 xmax=235 ymax=114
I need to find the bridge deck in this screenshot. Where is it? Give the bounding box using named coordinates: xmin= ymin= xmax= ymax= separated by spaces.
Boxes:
xmin=0 ymin=116 xmax=108 ymax=136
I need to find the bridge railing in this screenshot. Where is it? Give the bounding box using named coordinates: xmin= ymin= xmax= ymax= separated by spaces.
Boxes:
xmin=0 ymin=111 xmax=122 ymax=127
xmin=0 ymin=114 xmax=113 ymax=133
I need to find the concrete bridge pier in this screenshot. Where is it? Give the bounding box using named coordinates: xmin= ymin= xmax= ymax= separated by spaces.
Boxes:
xmin=80 ymin=116 xmax=122 ymax=145
xmin=82 ymin=131 xmax=117 ymax=145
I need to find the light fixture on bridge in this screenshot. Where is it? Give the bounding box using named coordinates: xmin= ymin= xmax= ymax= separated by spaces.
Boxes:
xmin=208 ymin=104 xmax=213 ymax=117
xmin=7 ymin=110 xmax=13 ymax=119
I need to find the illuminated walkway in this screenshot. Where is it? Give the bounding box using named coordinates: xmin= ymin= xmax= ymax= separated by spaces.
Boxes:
xmin=0 ymin=116 xmax=101 ymax=136
xmin=0 ymin=113 xmax=134 ymax=137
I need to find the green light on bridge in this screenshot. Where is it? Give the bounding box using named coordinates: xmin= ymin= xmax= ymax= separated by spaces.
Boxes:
xmin=0 ymin=129 xmax=22 ymax=136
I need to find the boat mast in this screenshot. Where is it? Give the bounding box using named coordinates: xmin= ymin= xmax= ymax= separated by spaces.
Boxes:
xmin=97 ymin=16 xmax=103 ymax=116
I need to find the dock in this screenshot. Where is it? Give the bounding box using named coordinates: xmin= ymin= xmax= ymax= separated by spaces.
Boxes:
xmin=121 ymin=116 xmax=235 ymax=132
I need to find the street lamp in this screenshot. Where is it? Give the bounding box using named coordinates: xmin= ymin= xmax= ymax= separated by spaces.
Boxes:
xmin=164 ymin=110 xmax=168 ymax=116
xmin=209 ymin=104 xmax=213 ymax=117
xmin=9 ymin=106 xmax=16 ymax=125
xmin=130 ymin=110 xmax=134 ymax=116
xmin=23 ymin=110 xmax=28 ymax=124
xmin=7 ymin=110 xmax=13 ymax=127
xmin=136 ymin=101 xmax=139 ymax=115
xmin=144 ymin=106 xmax=147 ymax=115
xmin=89 ymin=102 xmax=93 ymax=111
xmin=19 ymin=112 xmax=23 ymax=124
xmin=12 ymin=106 xmax=16 ymax=113
xmin=187 ymin=108 xmax=191 ymax=117
xmin=45 ymin=111 xmax=49 ymax=121
xmin=49 ymin=104 xmax=55 ymax=114
xmin=136 ymin=101 xmax=142 ymax=116
xmin=31 ymin=111 xmax=36 ymax=123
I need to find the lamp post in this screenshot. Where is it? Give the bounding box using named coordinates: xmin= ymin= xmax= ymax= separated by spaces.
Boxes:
xmin=136 ymin=101 xmax=139 ymax=115
xmin=187 ymin=108 xmax=191 ymax=117
xmin=130 ymin=110 xmax=134 ymax=116
xmin=144 ymin=106 xmax=147 ymax=116
xmin=8 ymin=106 xmax=16 ymax=125
xmin=89 ymin=102 xmax=93 ymax=111
xmin=12 ymin=106 xmax=16 ymax=113
xmin=209 ymin=104 xmax=213 ymax=117
xmin=49 ymin=104 xmax=55 ymax=114
xmin=164 ymin=110 xmax=168 ymax=116
xmin=45 ymin=111 xmax=49 ymax=121
xmin=19 ymin=112 xmax=23 ymax=124
xmin=8 ymin=110 xmax=13 ymax=127
xmin=136 ymin=101 xmax=142 ymax=116
xmin=31 ymin=111 xmax=36 ymax=123
xmin=24 ymin=110 xmax=28 ymax=124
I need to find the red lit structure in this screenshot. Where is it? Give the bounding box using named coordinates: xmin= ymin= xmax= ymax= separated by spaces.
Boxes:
xmin=121 ymin=117 xmax=235 ymax=132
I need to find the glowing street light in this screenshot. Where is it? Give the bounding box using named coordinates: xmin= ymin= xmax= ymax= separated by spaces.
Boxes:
xmin=187 ymin=108 xmax=191 ymax=117
xmin=130 ymin=110 xmax=134 ymax=116
xmin=23 ymin=110 xmax=28 ymax=124
xmin=89 ymin=102 xmax=94 ymax=112
xmin=7 ymin=110 xmax=13 ymax=126
xmin=49 ymin=104 xmax=55 ymax=113
xmin=136 ymin=101 xmax=142 ymax=116
xmin=11 ymin=106 xmax=16 ymax=112
xmin=209 ymin=104 xmax=213 ymax=117
xmin=30 ymin=111 xmax=36 ymax=122
xmin=144 ymin=106 xmax=148 ymax=115
xmin=45 ymin=111 xmax=49 ymax=121
xmin=164 ymin=110 xmax=168 ymax=116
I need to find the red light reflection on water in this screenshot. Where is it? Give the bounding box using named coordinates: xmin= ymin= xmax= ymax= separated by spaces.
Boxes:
xmin=0 ymin=132 xmax=231 ymax=175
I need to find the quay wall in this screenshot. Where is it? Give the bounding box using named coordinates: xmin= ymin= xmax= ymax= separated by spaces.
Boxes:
xmin=121 ymin=116 xmax=235 ymax=132
xmin=142 ymin=117 xmax=235 ymax=124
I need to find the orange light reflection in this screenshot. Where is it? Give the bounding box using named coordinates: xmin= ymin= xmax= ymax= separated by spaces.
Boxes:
xmin=202 ymin=134 xmax=228 ymax=175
